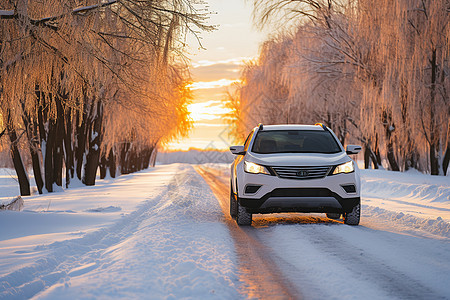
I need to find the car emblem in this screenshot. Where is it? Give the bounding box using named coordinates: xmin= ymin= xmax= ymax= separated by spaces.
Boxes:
xmin=297 ymin=170 xmax=308 ymax=177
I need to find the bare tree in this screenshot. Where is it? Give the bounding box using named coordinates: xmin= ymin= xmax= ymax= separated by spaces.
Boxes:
xmin=227 ymin=0 xmax=449 ymax=175
xmin=0 ymin=0 xmax=213 ymax=193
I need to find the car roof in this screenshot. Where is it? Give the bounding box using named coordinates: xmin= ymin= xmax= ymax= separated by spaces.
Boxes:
xmin=256 ymin=124 xmax=324 ymax=131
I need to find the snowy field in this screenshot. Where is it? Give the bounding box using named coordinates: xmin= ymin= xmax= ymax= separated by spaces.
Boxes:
xmin=0 ymin=164 xmax=449 ymax=299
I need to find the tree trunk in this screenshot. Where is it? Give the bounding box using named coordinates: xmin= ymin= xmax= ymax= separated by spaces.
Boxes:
xmin=83 ymin=100 xmax=103 ymax=186
xmin=429 ymin=49 xmax=440 ymax=175
xmin=53 ymin=99 xmax=65 ymax=187
xmin=120 ymin=142 xmax=130 ymax=175
xmin=364 ymin=142 xmax=379 ymax=169
xmin=75 ymin=107 xmax=88 ymax=180
xmin=7 ymin=111 xmax=30 ymax=196
xmin=383 ymin=111 xmax=400 ymax=171
xmin=20 ymin=101 xmax=44 ymax=194
xmin=142 ymin=147 xmax=152 ymax=169
xmin=9 ymin=135 xmax=31 ymax=196
xmin=64 ymin=106 xmax=74 ymax=188
xmin=99 ymin=153 xmax=107 ymax=179
xmin=30 ymin=149 xmax=43 ymax=194
xmin=45 ymin=119 xmax=56 ymax=192
xmin=35 ymin=89 xmax=47 ymax=192
xmin=443 ymin=142 xmax=450 ymax=176
xmin=399 ymin=80 xmax=419 ymax=171
xmin=386 ymin=144 xmax=400 ymax=171
xmin=364 ymin=145 xmax=370 ymax=169
xmin=149 ymin=146 xmax=158 ymax=167
xmin=108 ymin=148 xmax=116 ymax=178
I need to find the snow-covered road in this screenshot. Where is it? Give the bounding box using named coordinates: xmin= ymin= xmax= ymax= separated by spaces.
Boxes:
xmin=198 ymin=166 xmax=450 ymax=299
xmin=1 ymin=164 xmax=449 ymax=299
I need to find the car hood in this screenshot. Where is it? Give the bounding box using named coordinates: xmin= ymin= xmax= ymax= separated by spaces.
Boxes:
xmin=246 ymin=151 xmax=350 ymax=167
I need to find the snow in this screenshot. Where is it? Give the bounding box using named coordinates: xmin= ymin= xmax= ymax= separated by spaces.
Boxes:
xmin=0 ymin=163 xmax=449 ymax=299
xmin=0 ymin=169 xmax=22 ymax=204
xmin=0 ymin=10 xmax=14 ymax=17
xmin=360 ymin=168 xmax=450 ymax=238
xmin=91 ymin=131 xmax=98 ymax=140
xmin=156 ymin=150 xmax=233 ymax=165
xmin=72 ymin=0 xmax=117 ymax=14
xmin=0 ymin=165 xmax=240 ymax=299
xmin=261 ymin=222 xmax=450 ymax=299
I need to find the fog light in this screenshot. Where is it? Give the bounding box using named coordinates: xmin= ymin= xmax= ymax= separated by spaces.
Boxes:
xmin=341 ymin=184 xmax=356 ymax=193
xmin=245 ymin=184 xmax=262 ymax=194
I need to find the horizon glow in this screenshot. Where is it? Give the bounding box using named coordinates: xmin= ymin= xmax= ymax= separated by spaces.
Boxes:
xmin=164 ymin=0 xmax=268 ymax=151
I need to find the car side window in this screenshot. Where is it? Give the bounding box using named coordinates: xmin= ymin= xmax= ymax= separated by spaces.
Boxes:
xmin=243 ymin=130 xmax=254 ymax=151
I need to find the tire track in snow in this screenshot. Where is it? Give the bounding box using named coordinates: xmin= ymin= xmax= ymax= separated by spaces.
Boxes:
xmin=283 ymin=226 xmax=444 ymax=299
xmin=196 ymin=166 xmax=301 ymax=299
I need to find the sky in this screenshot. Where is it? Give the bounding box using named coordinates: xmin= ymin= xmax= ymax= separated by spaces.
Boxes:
xmin=164 ymin=0 xmax=269 ymax=151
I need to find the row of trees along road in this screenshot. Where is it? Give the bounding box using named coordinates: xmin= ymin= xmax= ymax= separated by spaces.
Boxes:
xmin=226 ymin=0 xmax=450 ymax=175
xmin=0 ymin=0 xmax=213 ymax=195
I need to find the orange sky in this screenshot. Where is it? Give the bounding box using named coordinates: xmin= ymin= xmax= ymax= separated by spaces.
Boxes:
xmin=164 ymin=0 xmax=269 ymax=151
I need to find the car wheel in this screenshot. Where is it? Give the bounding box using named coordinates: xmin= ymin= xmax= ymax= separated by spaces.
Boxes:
xmin=236 ymin=201 xmax=252 ymax=226
xmin=343 ymin=203 xmax=360 ymax=225
xmin=326 ymin=213 xmax=341 ymax=219
xmin=230 ymin=185 xmax=237 ymax=219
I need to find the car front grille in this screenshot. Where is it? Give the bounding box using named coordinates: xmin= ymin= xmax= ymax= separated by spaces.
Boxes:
xmin=271 ymin=166 xmax=331 ymax=180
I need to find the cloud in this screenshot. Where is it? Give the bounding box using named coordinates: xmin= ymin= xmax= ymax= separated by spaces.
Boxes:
xmin=194 ymin=123 xmax=226 ymax=127
xmin=192 ymin=88 xmax=228 ymax=103
xmin=187 ymin=79 xmax=241 ymax=90
xmin=191 ymin=63 xmax=241 ymax=82
xmin=192 ymin=57 xmax=251 ymax=68
xmin=188 ymin=100 xmax=233 ymax=122
xmin=190 ymin=57 xmax=256 ymax=81
xmin=222 ymin=23 xmax=248 ymax=28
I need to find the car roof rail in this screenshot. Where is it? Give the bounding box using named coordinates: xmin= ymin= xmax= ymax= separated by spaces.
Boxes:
xmin=315 ymin=122 xmax=330 ymax=132
xmin=258 ymin=123 xmax=263 ymax=131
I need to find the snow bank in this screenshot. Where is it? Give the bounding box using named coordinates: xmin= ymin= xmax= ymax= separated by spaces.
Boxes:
xmin=359 ymin=169 xmax=450 ymax=239
xmin=0 ymin=169 xmax=22 ymax=201
xmin=362 ymin=169 xmax=450 ymax=203
xmin=0 ymin=196 xmax=23 ymax=211
xmin=363 ymin=205 xmax=450 ymax=238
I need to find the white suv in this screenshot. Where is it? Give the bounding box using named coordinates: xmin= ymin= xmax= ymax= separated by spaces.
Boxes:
xmin=230 ymin=124 xmax=361 ymax=226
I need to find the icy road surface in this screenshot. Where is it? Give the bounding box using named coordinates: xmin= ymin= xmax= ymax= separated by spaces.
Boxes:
xmin=0 ymin=163 xmax=449 ymax=299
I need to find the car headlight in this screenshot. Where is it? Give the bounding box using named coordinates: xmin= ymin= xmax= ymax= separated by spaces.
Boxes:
xmin=244 ymin=161 xmax=271 ymax=175
xmin=332 ymin=161 xmax=354 ymax=175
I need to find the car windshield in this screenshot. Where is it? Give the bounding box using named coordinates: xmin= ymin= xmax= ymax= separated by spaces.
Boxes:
xmin=251 ymin=130 xmax=341 ymax=154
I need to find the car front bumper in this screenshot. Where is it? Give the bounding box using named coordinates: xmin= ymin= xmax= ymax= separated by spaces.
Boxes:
xmin=239 ymin=188 xmax=360 ymax=213
xmin=236 ymin=166 xmax=360 ymax=214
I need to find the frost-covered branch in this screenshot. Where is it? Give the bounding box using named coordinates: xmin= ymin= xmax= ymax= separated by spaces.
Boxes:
xmin=0 ymin=0 xmax=118 ymax=26
xmin=0 ymin=128 xmax=6 ymax=139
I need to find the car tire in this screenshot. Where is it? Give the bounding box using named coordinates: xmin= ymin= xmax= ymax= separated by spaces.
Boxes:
xmin=326 ymin=213 xmax=341 ymax=219
xmin=343 ymin=203 xmax=360 ymax=225
xmin=236 ymin=201 xmax=252 ymax=226
xmin=230 ymin=185 xmax=237 ymax=219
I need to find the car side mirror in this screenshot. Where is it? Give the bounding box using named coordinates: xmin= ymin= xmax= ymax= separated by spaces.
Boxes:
xmin=346 ymin=145 xmax=361 ymax=155
xmin=230 ymin=145 xmax=246 ymax=155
